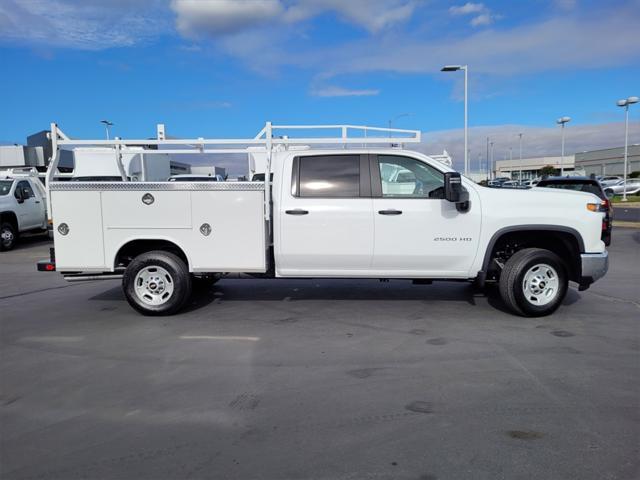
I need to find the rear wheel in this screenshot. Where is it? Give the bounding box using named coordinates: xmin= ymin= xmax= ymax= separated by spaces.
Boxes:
xmin=123 ymin=251 xmax=192 ymax=315
xmin=498 ymin=248 xmax=568 ymax=317
xmin=0 ymin=222 xmax=17 ymax=251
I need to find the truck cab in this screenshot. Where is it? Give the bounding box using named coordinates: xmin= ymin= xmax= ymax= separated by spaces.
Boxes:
xmin=0 ymin=171 xmax=48 ymax=251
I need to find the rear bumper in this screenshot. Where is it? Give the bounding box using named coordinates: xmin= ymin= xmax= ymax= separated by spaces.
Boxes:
xmin=579 ymin=251 xmax=608 ymax=290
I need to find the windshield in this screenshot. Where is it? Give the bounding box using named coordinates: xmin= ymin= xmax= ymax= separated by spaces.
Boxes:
xmin=0 ymin=180 xmax=13 ymax=196
xmin=538 ymin=181 xmax=603 ymax=199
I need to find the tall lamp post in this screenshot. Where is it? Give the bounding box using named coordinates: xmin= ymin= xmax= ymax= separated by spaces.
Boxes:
xmin=489 ymin=141 xmax=494 ymax=180
xmin=616 ymin=96 xmax=638 ymax=202
xmin=100 ymin=120 xmax=114 ymax=140
xmin=518 ymin=133 xmax=523 ymax=181
xmin=556 ymin=116 xmax=571 ymax=176
xmin=441 ymin=65 xmax=468 ymax=175
xmin=388 ymin=112 xmax=413 ymax=129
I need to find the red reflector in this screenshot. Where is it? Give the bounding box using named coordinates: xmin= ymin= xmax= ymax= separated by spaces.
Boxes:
xmin=46 ymin=264 xmax=55 ymax=271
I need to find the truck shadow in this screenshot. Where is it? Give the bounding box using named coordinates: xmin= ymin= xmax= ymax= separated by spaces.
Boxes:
xmin=90 ymin=278 xmax=582 ymax=315
xmin=12 ymin=234 xmax=51 ymax=252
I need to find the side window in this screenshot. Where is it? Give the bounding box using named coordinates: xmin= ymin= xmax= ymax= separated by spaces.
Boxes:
xmin=377 ymin=155 xmax=445 ymax=198
xmin=17 ymin=181 xmax=34 ymax=199
xmin=297 ymin=155 xmax=360 ymax=198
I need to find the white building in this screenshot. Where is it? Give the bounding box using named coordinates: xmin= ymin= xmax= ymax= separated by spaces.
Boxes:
xmin=494 ymin=155 xmax=579 ymax=180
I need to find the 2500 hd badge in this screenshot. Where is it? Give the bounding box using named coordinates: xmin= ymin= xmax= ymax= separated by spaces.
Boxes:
xmin=434 ymin=237 xmax=473 ymax=242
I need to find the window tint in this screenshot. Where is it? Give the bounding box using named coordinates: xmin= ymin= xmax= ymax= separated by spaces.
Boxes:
xmin=378 ymin=155 xmax=444 ymax=198
xmin=0 ymin=180 xmax=12 ymax=196
xmin=17 ymin=181 xmax=34 ymax=198
xmin=298 ymin=155 xmax=360 ymax=197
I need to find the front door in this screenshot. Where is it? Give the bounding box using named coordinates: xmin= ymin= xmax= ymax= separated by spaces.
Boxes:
xmin=277 ymin=154 xmax=374 ymax=276
xmin=371 ymin=154 xmax=481 ymax=277
xmin=14 ymin=180 xmax=41 ymax=230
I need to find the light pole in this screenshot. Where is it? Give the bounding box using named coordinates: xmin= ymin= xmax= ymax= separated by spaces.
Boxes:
xmin=489 ymin=141 xmax=494 ymax=180
xmin=441 ymin=65 xmax=468 ymax=175
xmin=100 ymin=120 xmax=114 ymax=140
xmin=518 ymin=133 xmax=523 ymax=181
xmin=616 ymin=96 xmax=638 ymax=202
xmin=486 ymin=137 xmax=490 ymax=181
xmin=388 ymin=112 xmax=413 ymax=129
xmin=556 ymin=116 xmax=571 ymax=176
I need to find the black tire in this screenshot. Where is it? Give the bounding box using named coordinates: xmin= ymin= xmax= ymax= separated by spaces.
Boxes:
xmin=123 ymin=250 xmax=192 ymax=316
xmin=498 ymin=248 xmax=568 ymax=317
xmin=0 ymin=222 xmax=18 ymax=251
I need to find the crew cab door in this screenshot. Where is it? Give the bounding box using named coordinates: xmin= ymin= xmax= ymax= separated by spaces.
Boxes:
xmin=277 ymin=154 xmax=374 ymax=276
xmin=13 ymin=180 xmax=43 ymax=230
xmin=370 ymin=154 xmax=481 ymax=277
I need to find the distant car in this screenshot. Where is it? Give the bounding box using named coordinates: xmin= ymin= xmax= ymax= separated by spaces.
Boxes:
xmin=536 ymin=177 xmax=613 ymax=245
xmin=520 ymin=179 xmax=539 ymax=187
xmin=599 ymin=176 xmax=623 ymax=187
xmin=608 ymin=179 xmax=640 ymax=196
xmin=501 ymin=180 xmax=522 ymax=188
xmin=167 ymin=174 xmax=225 ymax=182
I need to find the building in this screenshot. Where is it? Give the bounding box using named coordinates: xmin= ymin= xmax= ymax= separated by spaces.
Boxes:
xmin=574 ymin=145 xmax=640 ymax=176
xmin=494 ymin=155 xmax=578 ymax=180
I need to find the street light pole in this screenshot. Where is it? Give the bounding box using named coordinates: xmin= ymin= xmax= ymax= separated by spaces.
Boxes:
xmin=486 ymin=137 xmax=490 ymax=181
xmin=441 ymin=65 xmax=468 ymax=176
xmin=100 ymin=120 xmax=114 ymax=140
xmin=489 ymin=141 xmax=494 ymax=180
xmin=617 ymin=96 xmax=638 ymax=202
xmin=556 ymin=116 xmax=571 ymax=176
xmin=518 ymin=133 xmax=523 ymax=181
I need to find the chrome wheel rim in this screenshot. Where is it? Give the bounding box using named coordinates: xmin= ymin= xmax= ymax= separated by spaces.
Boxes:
xmin=1 ymin=227 xmax=14 ymax=247
xmin=134 ymin=266 xmax=174 ymax=306
xmin=522 ymin=263 xmax=559 ymax=306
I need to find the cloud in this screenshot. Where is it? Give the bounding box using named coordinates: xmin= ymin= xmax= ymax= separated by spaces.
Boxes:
xmin=409 ymin=121 xmax=640 ymax=172
xmin=0 ymin=0 xmax=168 ymax=49
xmin=310 ymin=85 xmax=380 ymax=97
xmin=171 ymin=0 xmax=283 ymax=37
xmin=449 ymin=3 xmax=486 ymax=15
xmin=170 ymin=0 xmax=417 ymax=37
xmin=470 ymin=13 xmax=493 ymax=27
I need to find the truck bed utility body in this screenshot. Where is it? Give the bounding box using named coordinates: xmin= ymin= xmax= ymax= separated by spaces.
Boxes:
xmin=38 ymin=122 xmax=608 ymax=317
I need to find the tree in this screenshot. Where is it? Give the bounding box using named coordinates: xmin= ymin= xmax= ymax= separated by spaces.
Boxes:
xmin=629 ymin=171 xmax=640 ymax=179
xmin=539 ymin=165 xmax=557 ymax=177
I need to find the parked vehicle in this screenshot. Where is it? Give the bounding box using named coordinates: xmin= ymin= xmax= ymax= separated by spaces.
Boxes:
xmin=536 ymin=177 xmax=613 ymax=246
xmin=598 ymin=176 xmax=623 ymax=187
xmin=38 ymin=122 xmax=609 ymax=317
xmin=1 ymin=169 xmax=48 ymax=251
xmin=167 ymin=174 xmax=225 ymax=182
xmin=608 ymin=179 xmax=640 ymax=196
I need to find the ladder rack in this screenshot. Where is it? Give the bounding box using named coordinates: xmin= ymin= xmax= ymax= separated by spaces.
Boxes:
xmin=45 ymin=121 xmax=422 ymax=222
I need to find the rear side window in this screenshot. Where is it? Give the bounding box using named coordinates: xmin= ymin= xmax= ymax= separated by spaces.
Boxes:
xmin=297 ymin=155 xmax=360 ymax=197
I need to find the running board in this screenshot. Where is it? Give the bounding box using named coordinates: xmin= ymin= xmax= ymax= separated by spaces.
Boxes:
xmin=63 ymin=273 xmax=123 ymax=282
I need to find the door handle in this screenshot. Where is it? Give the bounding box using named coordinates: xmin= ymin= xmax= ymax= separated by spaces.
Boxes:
xmin=285 ymin=209 xmax=309 ymax=215
xmin=35 ymin=201 xmax=41 ymax=204
xmin=378 ymin=209 xmax=402 ymax=215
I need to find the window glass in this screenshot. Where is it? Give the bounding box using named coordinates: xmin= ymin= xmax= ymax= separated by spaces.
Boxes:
xmin=299 ymin=155 xmax=360 ymax=197
xmin=17 ymin=181 xmax=34 ymax=198
xmin=378 ymin=155 xmax=444 ymax=198
xmin=0 ymin=180 xmax=12 ymax=196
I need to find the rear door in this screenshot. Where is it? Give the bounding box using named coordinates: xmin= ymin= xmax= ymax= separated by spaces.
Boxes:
xmin=14 ymin=180 xmax=42 ymax=229
xmin=277 ymin=154 xmax=374 ymax=276
xmin=370 ymin=154 xmax=482 ymax=277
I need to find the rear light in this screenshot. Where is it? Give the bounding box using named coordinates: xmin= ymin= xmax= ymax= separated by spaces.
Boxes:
xmin=587 ymin=202 xmax=608 ymax=212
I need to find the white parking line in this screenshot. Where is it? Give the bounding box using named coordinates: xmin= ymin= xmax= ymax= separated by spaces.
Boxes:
xmin=179 ymin=335 xmax=260 ymax=341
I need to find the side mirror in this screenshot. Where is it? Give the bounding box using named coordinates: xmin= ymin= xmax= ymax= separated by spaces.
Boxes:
xmin=444 ymin=172 xmax=470 ymax=212
xmin=14 ymin=188 xmax=24 ymax=204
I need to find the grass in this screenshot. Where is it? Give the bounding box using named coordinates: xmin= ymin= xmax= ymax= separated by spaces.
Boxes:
xmin=611 ymin=194 xmax=640 ymax=204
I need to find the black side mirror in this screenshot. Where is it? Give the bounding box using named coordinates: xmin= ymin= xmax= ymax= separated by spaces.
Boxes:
xmin=444 ymin=172 xmax=470 ymax=212
xmin=15 ymin=188 xmax=24 ymax=203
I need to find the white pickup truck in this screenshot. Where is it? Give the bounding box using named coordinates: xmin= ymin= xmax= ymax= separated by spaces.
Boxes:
xmin=1 ymin=169 xmax=48 ymax=251
xmin=38 ymin=123 xmax=608 ymax=317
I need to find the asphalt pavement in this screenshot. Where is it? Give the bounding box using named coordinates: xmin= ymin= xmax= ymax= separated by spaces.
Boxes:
xmin=613 ymin=204 xmax=640 ymax=223
xmin=1 ymin=230 xmax=639 ymax=480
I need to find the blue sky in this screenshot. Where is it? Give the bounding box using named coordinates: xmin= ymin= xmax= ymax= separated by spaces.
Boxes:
xmin=1 ymin=0 xmax=639 ymax=171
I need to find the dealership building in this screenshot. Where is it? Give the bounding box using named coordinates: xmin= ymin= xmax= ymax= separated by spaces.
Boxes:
xmin=494 ymin=144 xmax=640 ymax=179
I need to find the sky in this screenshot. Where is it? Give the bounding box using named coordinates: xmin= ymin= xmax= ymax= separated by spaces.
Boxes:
xmin=1 ymin=0 xmax=639 ymax=174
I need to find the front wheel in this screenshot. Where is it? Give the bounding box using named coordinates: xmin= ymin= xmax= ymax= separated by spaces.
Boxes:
xmin=123 ymin=250 xmax=192 ymax=316
xmin=0 ymin=222 xmax=18 ymax=251
xmin=498 ymin=248 xmax=568 ymax=317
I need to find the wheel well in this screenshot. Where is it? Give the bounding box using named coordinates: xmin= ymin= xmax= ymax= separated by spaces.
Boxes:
xmin=1 ymin=211 xmax=18 ymax=229
xmin=485 ymin=229 xmax=581 ymax=282
xmin=114 ymin=240 xmax=189 ymax=270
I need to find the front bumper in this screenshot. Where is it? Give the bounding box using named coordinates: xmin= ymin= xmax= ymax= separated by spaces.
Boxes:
xmin=579 ymin=251 xmax=609 ymax=290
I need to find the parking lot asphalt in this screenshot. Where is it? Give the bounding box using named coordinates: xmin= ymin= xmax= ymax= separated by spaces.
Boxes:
xmin=614 ymin=204 xmax=640 ymax=223
xmin=1 ymin=230 xmax=639 ymax=480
